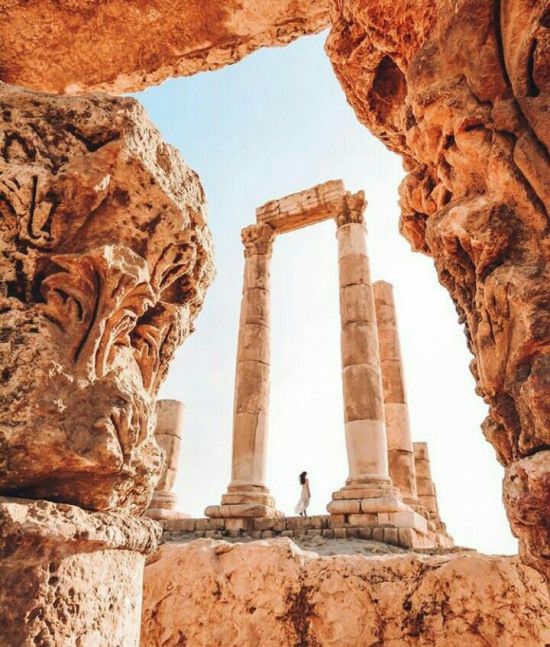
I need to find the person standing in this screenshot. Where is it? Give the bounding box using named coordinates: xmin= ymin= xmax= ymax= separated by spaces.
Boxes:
xmin=295 ymin=471 xmax=311 ymax=517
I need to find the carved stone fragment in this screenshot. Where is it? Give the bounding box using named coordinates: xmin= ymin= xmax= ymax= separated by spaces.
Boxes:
xmin=0 ymin=84 xmax=214 ymax=513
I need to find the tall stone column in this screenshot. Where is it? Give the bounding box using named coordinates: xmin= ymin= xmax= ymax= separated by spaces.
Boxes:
xmin=146 ymin=400 xmax=187 ymax=520
xmin=328 ymin=193 xmax=404 ymax=515
xmin=206 ymin=223 xmax=279 ymax=518
xmin=373 ymin=281 xmax=419 ymax=506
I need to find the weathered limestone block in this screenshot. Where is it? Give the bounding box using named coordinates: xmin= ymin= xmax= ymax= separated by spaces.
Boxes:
xmin=0 ymin=1 xmax=330 ymax=94
xmin=146 ymin=399 xmax=187 ymax=520
xmin=326 ymin=0 xmax=550 ymax=579
xmin=0 ymin=84 xmax=214 ymax=513
xmin=0 ymin=496 xmax=161 ymax=647
xmin=142 ymin=539 xmax=550 ymax=647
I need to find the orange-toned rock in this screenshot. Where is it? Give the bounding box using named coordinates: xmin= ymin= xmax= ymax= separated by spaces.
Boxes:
xmin=326 ymin=0 xmax=550 ymax=580
xmin=0 ymin=0 xmax=330 ymax=94
xmin=0 ymin=84 xmax=214 ymax=512
xmin=142 ymin=539 xmax=550 ymax=647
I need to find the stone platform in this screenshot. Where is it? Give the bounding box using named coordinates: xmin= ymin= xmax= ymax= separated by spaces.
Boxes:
xmin=159 ymin=514 xmax=453 ymax=550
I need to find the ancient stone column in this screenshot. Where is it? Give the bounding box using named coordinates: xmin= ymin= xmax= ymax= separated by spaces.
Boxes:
xmin=206 ymin=223 xmax=279 ymax=518
xmin=328 ymin=193 xmax=404 ymax=515
xmin=0 ymin=497 xmax=160 ymax=646
xmin=413 ymin=442 xmax=441 ymax=522
xmin=373 ymin=281 xmax=419 ymax=506
xmin=146 ymin=400 xmax=187 ymax=520
xmin=0 ymin=85 xmax=214 ymax=645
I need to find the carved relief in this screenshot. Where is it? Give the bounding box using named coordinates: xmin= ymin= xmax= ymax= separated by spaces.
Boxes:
xmin=241 ymin=223 xmax=275 ymax=257
xmin=335 ymin=191 xmax=367 ymax=227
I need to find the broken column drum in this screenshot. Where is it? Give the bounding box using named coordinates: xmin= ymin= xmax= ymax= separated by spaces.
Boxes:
xmin=146 ymin=399 xmax=186 ymax=520
xmin=414 ymin=442 xmax=442 ymax=523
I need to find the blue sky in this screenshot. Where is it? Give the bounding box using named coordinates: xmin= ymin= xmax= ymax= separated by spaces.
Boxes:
xmin=136 ymin=32 xmax=516 ymax=554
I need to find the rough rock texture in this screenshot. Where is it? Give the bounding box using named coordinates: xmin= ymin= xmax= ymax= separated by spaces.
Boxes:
xmin=142 ymin=539 xmax=550 ymax=647
xmin=0 ymin=83 xmax=214 ymax=512
xmin=0 ymin=0 xmax=330 ymax=94
xmin=0 ymin=496 xmax=161 ymax=647
xmin=326 ymin=0 xmax=550 ymax=579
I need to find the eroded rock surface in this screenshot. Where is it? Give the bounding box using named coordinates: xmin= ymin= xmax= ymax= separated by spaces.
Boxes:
xmin=0 ymin=84 xmax=214 ymax=512
xmin=0 ymin=0 xmax=330 ymax=94
xmin=142 ymin=539 xmax=550 ymax=647
xmin=0 ymin=496 xmax=161 ymax=647
xmin=326 ymin=0 xmax=550 ymax=579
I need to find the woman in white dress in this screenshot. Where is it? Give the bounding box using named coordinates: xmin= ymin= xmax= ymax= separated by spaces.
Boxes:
xmin=295 ymin=471 xmax=311 ymax=517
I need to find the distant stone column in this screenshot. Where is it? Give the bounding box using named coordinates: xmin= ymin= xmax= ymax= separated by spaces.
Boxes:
xmin=206 ymin=223 xmax=279 ymax=518
xmin=413 ymin=442 xmax=440 ymax=521
xmin=373 ymin=281 xmax=419 ymax=506
xmin=146 ymin=399 xmax=186 ymax=520
xmin=328 ymin=193 xmax=404 ymax=515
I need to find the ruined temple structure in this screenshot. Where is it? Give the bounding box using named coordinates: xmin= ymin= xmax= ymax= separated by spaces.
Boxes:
xmin=0 ymin=0 xmax=549 ymax=645
xmin=192 ymin=181 xmax=450 ymax=549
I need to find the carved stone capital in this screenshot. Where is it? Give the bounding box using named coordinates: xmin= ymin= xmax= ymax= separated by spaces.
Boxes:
xmin=241 ymin=223 xmax=275 ymax=257
xmin=336 ymin=191 xmax=367 ymax=227
xmin=0 ymin=84 xmax=214 ymax=513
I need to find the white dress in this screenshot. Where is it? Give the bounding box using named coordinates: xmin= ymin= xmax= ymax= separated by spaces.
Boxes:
xmin=294 ymin=480 xmax=310 ymax=515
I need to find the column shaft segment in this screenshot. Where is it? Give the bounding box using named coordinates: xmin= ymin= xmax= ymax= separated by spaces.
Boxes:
xmin=206 ymin=223 xmax=278 ymax=518
xmin=374 ymin=281 xmax=419 ymax=505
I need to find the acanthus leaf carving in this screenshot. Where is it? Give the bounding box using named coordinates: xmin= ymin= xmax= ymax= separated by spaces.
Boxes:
xmin=40 ymin=245 xmax=155 ymax=379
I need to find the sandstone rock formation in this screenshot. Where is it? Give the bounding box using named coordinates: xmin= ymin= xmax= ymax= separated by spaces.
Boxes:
xmin=0 ymin=496 xmax=160 ymax=647
xmin=142 ymin=539 xmax=550 ymax=647
xmin=326 ymin=0 xmax=550 ymax=579
xmin=0 ymin=1 xmax=330 ymax=94
xmin=0 ymin=84 xmax=214 ymax=513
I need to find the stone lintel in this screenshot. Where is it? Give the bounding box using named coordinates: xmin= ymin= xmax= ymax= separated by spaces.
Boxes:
xmin=255 ymin=179 xmax=346 ymax=233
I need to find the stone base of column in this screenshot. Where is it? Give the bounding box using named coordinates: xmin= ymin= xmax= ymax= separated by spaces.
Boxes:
xmin=327 ymin=478 xmax=407 ymax=515
xmin=205 ymin=484 xmax=282 ymax=519
xmin=0 ymin=496 xmax=160 ymax=647
xmin=327 ymin=479 xmax=433 ymax=537
xmin=144 ymin=490 xmax=190 ymax=521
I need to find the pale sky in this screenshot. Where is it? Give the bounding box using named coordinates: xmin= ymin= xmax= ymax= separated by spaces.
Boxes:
xmin=136 ymin=32 xmax=517 ymax=555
